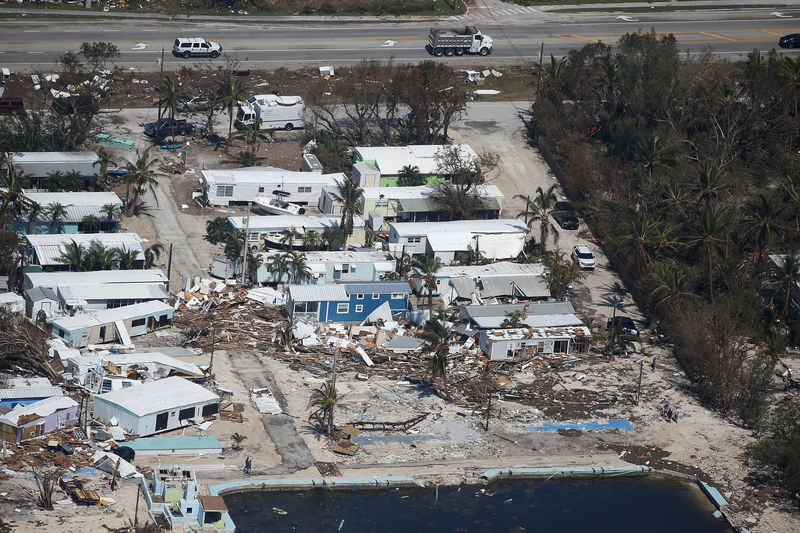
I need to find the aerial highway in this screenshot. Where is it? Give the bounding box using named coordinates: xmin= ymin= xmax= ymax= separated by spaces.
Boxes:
xmin=0 ymin=7 xmax=799 ymax=70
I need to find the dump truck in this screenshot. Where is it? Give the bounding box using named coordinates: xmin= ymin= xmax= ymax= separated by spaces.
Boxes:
xmin=427 ymin=26 xmax=493 ymax=57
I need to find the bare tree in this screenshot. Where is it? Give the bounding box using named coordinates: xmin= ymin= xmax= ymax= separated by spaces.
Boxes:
xmin=0 ymin=308 xmax=59 ymax=381
xmin=30 ymin=462 xmax=64 ymax=510
xmin=433 ymin=147 xmax=498 ymax=220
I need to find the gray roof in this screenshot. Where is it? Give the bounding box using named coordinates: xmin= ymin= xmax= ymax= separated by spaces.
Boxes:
xmin=459 ymin=302 xmax=583 ymax=329
xmin=26 ymin=286 xmax=58 ymax=302
xmin=399 ymin=196 xmax=500 ymax=213
xmin=58 ymin=283 xmax=168 ymax=303
xmin=52 ymin=300 xmax=173 ymax=331
xmin=0 ymin=386 xmax=63 ymax=400
xmin=288 ymin=284 xmax=348 ymax=302
xmin=342 ymin=281 xmax=410 ymax=295
xmin=384 ymin=335 xmax=424 ymax=351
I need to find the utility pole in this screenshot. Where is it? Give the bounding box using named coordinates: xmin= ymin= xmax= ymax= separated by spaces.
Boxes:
xmin=240 ymin=202 xmax=251 ymax=285
xmin=485 ymin=362 xmax=491 ymax=431
xmin=166 ymin=242 xmax=173 ymax=292
xmin=156 ymin=47 xmax=165 ymax=121
xmin=134 ymin=482 xmax=141 ymax=526
xmin=209 ymin=325 xmax=216 ymax=373
xmin=536 ymin=42 xmax=544 ymax=101
xmin=636 ymin=358 xmax=644 ymax=406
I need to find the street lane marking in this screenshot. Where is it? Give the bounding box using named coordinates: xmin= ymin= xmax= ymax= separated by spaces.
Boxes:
xmin=699 ymin=31 xmax=737 ymax=42
xmin=761 ymin=30 xmax=785 ymax=36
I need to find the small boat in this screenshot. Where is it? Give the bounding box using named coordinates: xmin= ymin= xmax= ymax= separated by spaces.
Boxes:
xmin=254 ymin=195 xmax=304 ymax=216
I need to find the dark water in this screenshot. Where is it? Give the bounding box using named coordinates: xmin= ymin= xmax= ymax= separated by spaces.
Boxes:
xmin=224 ymin=476 xmax=731 ymax=532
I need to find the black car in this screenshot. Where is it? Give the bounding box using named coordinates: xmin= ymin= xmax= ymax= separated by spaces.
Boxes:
xmin=779 ymin=33 xmax=800 ymax=48
xmin=554 ymin=201 xmax=580 ymax=230
xmin=607 ymin=316 xmax=639 ymax=336
xmin=143 ymin=117 xmax=194 ymax=138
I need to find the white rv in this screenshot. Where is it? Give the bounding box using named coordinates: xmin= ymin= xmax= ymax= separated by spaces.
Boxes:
xmin=235 ymin=94 xmax=305 ymax=131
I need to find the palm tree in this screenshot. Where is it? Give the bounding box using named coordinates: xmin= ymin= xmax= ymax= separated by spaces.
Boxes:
xmin=303 ymin=230 xmax=322 ymax=251
xmin=279 ymin=227 xmax=302 ymax=250
xmin=94 ymin=149 xmax=117 ymax=188
xmin=125 ymin=149 xmax=159 ymax=215
xmin=268 ymin=252 xmax=290 ymax=283
xmin=0 ymin=165 xmax=31 ymax=228
xmin=117 ymin=248 xmax=140 ymax=269
xmin=777 ymin=56 xmax=800 ymax=116
xmin=230 ymin=432 xmax=247 ymax=451
xmin=398 ymin=165 xmax=425 ymax=186
xmin=83 ymin=240 xmax=105 ymax=271
xmin=743 ymin=193 xmax=783 ymax=261
xmin=616 ymin=210 xmax=658 ymax=272
xmin=81 ymin=214 xmax=101 ymax=233
xmin=647 ymin=261 xmax=693 ymax=311
xmin=688 ymin=206 xmax=728 ymax=304
xmin=544 ymin=54 xmax=568 ymax=85
xmin=217 ymin=76 xmax=245 ymax=139
xmin=247 ymin=252 xmax=263 ymax=284
xmin=63 ymin=170 xmax=84 ymax=191
xmin=232 ymin=117 xmax=271 ymax=162
xmin=224 ymin=230 xmax=245 ymax=259
xmin=633 ymin=133 xmax=677 ymax=185
xmin=696 ymin=164 xmax=728 ymax=207
xmin=206 ymin=217 xmax=231 ymax=244
xmin=26 ymin=201 xmax=43 ymax=235
xmin=773 ymin=252 xmax=800 ymax=318
xmin=44 ymin=170 xmax=65 ymax=192
xmin=308 ymin=381 xmax=339 ymax=435
xmin=101 ymin=203 xmax=119 ymax=232
xmin=45 ymin=202 xmax=69 ymax=233
xmin=542 ymin=248 xmax=584 ymax=299
xmin=413 ymin=255 xmax=442 ymax=319
xmin=420 ymin=319 xmax=452 ymax=394
xmin=287 ymin=251 xmax=311 ymax=284
xmin=321 ymin=227 xmax=345 ymax=251
xmin=515 ymin=184 xmax=560 ymax=256
xmin=158 ymin=77 xmax=186 ymax=145
xmin=144 ymin=243 xmax=164 ymax=268
xmin=54 ymin=240 xmax=86 ymax=271
xmin=333 ymin=176 xmax=363 ymax=238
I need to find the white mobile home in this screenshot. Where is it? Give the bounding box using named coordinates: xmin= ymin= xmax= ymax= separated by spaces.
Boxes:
xmin=16 ymin=191 xmax=123 ymax=234
xmin=11 ymin=151 xmax=99 ymax=181
xmin=50 ymin=300 xmax=174 ymax=347
xmin=93 ymin=377 xmax=219 ymax=437
xmin=388 ymin=219 xmax=528 ymax=264
xmin=200 ymin=166 xmax=343 ymax=206
xmin=26 ymin=233 xmax=146 ymax=269
xmin=478 ymin=325 xmax=592 ymax=361
xmin=24 ymin=269 xmax=168 ymax=292
xmin=227 ymin=214 xmax=365 ymax=251
xmin=352 ymin=144 xmax=477 ymax=187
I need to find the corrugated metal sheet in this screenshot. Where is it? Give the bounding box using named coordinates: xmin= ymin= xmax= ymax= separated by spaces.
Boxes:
xmin=0 ymin=386 xmax=63 ymax=400
xmin=34 ymin=242 xmax=145 ymax=266
xmin=288 ymin=284 xmax=347 ymax=302
xmin=58 ymin=283 xmax=168 ymax=302
xmin=342 ymin=281 xmax=410 ymax=295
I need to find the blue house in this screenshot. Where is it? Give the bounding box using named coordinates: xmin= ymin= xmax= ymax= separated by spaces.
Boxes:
xmin=287 ymin=281 xmax=411 ymax=323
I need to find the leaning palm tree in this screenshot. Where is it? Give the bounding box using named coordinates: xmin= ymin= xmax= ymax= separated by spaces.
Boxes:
xmin=232 ymin=117 xmax=272 ymax=159
xmin=688 ymin=206 xmax=728 ymax=304
xmin=125 ymin=149 xmax=159 ymax=215
xmin=94 ymin=149 xmax=117 ymax=188
xmin=515 ymin=184 xmax=560 ymax=256
xmin=308 ymin=381 xmax=339 ymax=436
xmin=743 ymin=193 xmax=783 ymax=261
xmin=217 ymin=76 xmax=245 ymax=139
xmin=0 ymin=165 xmax=31 ymax=228
xmin=773 ymin=252 xmax=800 ymax=318
xmin=616 ymin=210 xmax=658 ymax=273
xmin=54 ymin=240 xmax=86 ymax=272
xmin=646 ymin=261 xmax=693 ymax=312
xmin=157 ymin=77 xmax=186 ymax=145
xmin=144 ymin=243 xmax=164 ymax=269
xmin=45 ymin=202 xmax=69 ymax=233
xmin=101 ymin=203 xmax=119 ymax=232
xmin=333 ymin=176 xmax=363 ymax=238
xmin=420 ymin=318 xmax=452 ymax=393
xmin=81 ymin=214 xmax=101 ymax=233
xmin=413 ymin=255 xmax=442 ymax=319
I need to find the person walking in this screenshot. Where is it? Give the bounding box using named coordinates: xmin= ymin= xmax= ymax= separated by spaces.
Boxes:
xmin=244 ymin=457 xmax=252 ymax=474
xmin=672 ymin=409 xmax=679 ymax=423
xmin=651 ymin=356 xmax=656 ymax=371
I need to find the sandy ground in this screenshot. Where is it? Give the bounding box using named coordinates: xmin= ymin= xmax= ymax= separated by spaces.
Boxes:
xmin=4 ymin=105 xmax=798 ymax=532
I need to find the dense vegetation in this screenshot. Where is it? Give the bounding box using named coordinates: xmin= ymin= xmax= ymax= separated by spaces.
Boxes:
xmin=531 ymin=30 xmax=800 ymax=492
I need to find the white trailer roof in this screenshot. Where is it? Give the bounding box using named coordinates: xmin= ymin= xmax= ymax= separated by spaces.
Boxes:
xmin=390 ymin=218 xmax=527 ymax=237
xmin=94 ymin=376 xmax=218 ymax=417
xmin=25 ymin=269 xmax=167 ymax=290
xmin=354 ymin=144 xmax=477 ymax=175
xmin=52 ymin=300 xmax=173 ymax=331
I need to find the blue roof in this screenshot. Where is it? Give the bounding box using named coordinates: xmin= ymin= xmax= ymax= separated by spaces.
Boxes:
xmin=342 ymin=281 xmax=410 ymax=295
xmin=124 ymin=436 xmax=222 ymax=451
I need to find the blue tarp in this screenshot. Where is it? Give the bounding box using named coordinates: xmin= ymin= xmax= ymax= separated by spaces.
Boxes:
xmin=528 ymin=419 xmax=634 ymax=432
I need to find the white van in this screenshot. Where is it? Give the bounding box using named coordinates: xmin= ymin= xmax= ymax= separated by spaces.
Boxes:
xmin=235 ymin=94 xmax=305 ymax=131
xmin=173 ymin=38 xmax=222 ymax=59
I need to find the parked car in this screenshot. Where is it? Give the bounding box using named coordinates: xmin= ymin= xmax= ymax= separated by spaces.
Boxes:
xmin=779 ymin=33 xmax=800 ymax=48
xmin=607 ymin=316 xmax=639 ymax=336
xmin=554 ymin=201 xmax=579 ymax=230
xmin=177 ymin=95 xmax=211 ymax=112
xmin=173 ymin=37 xmax=222 ymax=59
xmin=143 ymin=117 xmax=194 ymax=138
xmin=571 ymin=244 xmax=596 ymax=270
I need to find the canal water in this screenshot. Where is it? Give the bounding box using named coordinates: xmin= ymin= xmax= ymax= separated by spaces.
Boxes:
xmin=224 ymin=476 xmax=730 ymax=532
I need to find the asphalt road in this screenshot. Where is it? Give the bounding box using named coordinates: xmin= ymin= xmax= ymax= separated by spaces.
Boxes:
xmin=1 ymin=8 xmax=800 ymax=70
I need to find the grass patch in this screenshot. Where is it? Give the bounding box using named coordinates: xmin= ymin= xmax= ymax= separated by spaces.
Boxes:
xmin=468 ymin=67 xmax=535 ymax=102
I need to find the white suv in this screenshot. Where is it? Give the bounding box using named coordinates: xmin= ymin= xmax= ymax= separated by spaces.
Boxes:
xmin=571 ymin=244 xmax=596 ymax=270
xmin=173 ymin=38 xmax=222 ymax=59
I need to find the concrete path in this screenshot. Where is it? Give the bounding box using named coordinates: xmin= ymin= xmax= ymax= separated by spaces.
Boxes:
xmin=229 ymin=351 xmax=316 ymax=475
xmin=138 ymin=175 xmax=203 ymax=289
